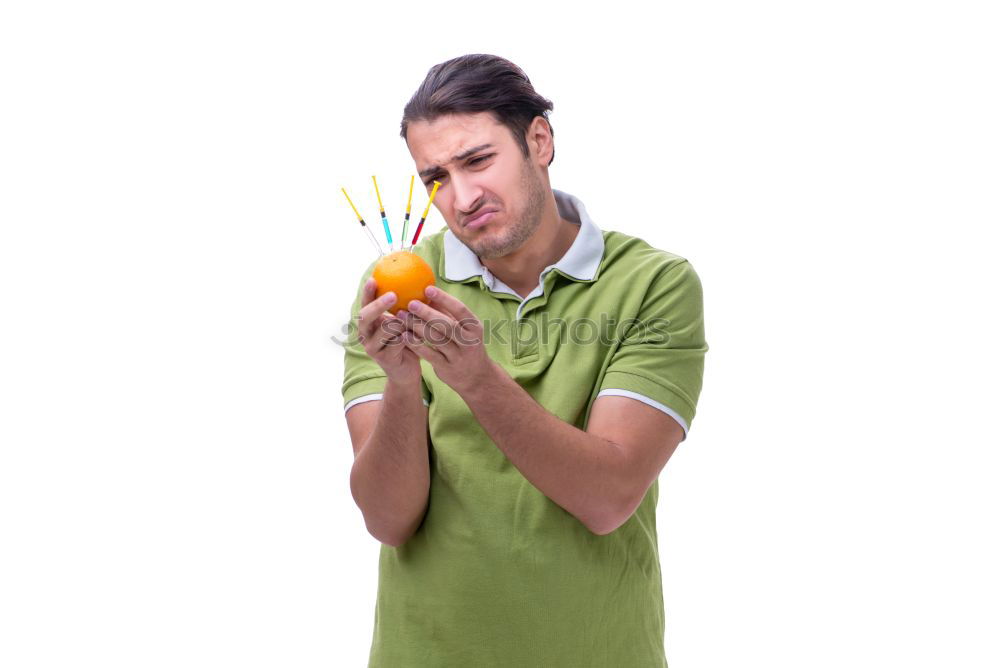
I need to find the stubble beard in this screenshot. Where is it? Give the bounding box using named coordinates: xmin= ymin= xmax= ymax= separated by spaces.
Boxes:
xmin=466 ymin=159 xmax=547 ymax=261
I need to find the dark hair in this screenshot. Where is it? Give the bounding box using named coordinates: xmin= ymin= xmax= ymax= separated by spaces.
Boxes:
xmin=400 ymin=54 xmax=555 ymax=166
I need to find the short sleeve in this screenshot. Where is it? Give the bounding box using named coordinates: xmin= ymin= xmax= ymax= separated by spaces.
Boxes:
xmin=341 ymin=260 xmax=431 ymax=411
xmin=597 ymin=260 xmax=708 ymax=440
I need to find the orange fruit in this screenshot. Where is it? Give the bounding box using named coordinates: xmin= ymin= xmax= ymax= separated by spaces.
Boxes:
xmin=372 ymin=250 xmax=436 ymax=315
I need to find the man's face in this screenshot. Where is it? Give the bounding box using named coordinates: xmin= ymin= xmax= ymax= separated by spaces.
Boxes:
xmin=406 ymin=112 xmax=547 ymax=260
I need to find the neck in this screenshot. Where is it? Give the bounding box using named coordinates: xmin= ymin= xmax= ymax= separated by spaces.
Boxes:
xmin=481 ymin=191 xmax=579 ymax=299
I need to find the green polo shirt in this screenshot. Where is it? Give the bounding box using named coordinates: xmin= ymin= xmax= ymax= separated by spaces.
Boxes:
xmin=341 ymin=189 xmax=707 ymax=667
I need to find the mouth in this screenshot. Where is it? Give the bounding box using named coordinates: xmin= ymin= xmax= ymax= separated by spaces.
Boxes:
xmin=462 ymin=207 xmax=499 ymax=229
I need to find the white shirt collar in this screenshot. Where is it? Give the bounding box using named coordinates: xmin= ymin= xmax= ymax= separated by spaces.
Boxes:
xmin=443 ymin=189 xmax=605 ymax=285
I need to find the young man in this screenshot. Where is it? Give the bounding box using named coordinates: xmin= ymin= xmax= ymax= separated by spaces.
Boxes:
xmin=342 ymin=54 xmax=708 ymax=667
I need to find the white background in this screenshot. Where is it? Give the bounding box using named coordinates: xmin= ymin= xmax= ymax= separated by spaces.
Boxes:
xmin=1 ymin=1 xmax=997 ymax=666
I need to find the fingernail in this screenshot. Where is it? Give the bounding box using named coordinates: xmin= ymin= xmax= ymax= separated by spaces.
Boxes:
xmin=382 ymin=292 xmax=396 ymax=303
xmin=426 ymin=286 xmax=438 ymax=298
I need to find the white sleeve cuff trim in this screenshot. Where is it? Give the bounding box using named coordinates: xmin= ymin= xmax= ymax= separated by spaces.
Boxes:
xmin=344 ymin=393 xmax=429 ymax=412
xmin=596 ymin=389 xmax=690 ymax=440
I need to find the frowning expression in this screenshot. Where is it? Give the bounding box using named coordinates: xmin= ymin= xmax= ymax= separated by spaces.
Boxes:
xmin=405 ymin=112 xmax=548 ymax=260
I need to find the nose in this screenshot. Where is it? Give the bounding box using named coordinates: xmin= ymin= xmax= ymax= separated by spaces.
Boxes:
xmin=451 ymin=173 xmax=486 ymax=218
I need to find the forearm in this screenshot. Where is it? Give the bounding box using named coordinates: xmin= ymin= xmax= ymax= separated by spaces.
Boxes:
xmin=349 ymin=378 xmax=429 ymax=546
xmin=460 ymin=361 xmax=632 ymax=534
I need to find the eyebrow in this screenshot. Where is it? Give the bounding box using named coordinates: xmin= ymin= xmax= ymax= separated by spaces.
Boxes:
xmin=418 ymin=144 xmax=495 ymax=180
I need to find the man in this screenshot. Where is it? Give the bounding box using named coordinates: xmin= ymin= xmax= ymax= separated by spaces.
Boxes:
xmin=342 ymin=54 xmax=708 ymax=667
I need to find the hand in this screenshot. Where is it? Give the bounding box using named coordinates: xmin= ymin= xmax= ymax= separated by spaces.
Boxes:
xmin=356 ymin=277 xmax=422 ymax=386
xmin=397 ymin=286 xmax=496 ymax=394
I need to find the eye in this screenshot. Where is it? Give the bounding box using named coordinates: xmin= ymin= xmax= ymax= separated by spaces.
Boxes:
xmin=469 ymin=154 xmax=493 ymax=166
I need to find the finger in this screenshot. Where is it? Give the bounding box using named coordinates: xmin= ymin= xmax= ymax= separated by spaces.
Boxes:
xmin=359 ymin=291 xmax=397 ymax=339
xmin=401 ymin=310 xmax=457 ymax=350
xmin=360 ymin=277 xmax=377 ymax=308
xmin=403 ymin=331 xmax=449 ymax=364
xmin=405 ymin=298 xmax=455 ymax=332
xmin=375 ymin=334 xmax=405 ymax=355
xmin=424 ymin=286 xmax=479 ymax=325
xmin=355 ymin=279 xmax=378 ymax=344
xmin=357 ymin=313 xmax=388 ymax=348
xmin=375 ymin=314 xmax=408 ymax=348
xmin=359 ymin=311 xmax=398 ymax=351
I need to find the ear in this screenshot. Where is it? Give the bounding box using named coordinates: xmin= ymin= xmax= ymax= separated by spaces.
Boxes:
xmin=525 ymin=116 xmax=554 ymax=167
